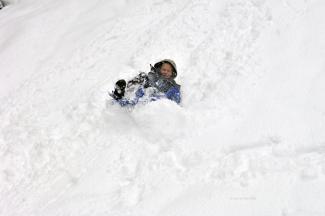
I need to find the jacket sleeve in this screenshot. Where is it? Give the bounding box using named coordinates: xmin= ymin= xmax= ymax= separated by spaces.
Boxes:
xmin=116 ymin=87 xmax=145 ymax=107
xmin=165 ymin=86 xmax=181 ymax=104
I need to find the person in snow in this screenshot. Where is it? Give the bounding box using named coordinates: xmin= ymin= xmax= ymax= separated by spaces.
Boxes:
xmin=110 ymin=59 xmax=181 ymax=106
xmin=0 ymin=1 xmax=4 ymax=9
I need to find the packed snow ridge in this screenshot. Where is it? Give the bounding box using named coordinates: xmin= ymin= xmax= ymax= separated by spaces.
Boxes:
xmin=1 ymin=0 xmax=325 ymax=215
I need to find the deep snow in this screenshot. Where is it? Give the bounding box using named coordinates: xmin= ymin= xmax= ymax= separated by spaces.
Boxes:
xmin=1 ymin=0 xmax=325 ymax=215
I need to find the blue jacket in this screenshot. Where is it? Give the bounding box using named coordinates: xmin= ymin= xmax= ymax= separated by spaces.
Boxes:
xmin=116 ymin=85 xmax=181 ymax=107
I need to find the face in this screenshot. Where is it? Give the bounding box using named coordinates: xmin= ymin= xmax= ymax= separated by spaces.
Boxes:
xmin=160 ymin=63 xmax=173 ymax=79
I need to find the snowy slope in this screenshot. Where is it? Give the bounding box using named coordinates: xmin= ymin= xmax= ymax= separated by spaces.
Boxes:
xmin=1 ymin=0 xmax=325 ymax=215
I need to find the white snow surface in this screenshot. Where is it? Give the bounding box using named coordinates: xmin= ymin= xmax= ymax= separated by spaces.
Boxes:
xmin=1 ymin=0 xmax=325 ymax=215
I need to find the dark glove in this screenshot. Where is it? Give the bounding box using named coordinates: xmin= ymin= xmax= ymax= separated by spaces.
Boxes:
xmin=111 ymin=79 xmax=126 ymax=100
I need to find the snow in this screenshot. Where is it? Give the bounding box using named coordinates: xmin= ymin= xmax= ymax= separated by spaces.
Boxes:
xmin=1 ymin=0 xmax=325 ymax=215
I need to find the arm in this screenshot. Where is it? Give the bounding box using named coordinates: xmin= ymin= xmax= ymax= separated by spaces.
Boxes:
xmin=165 ymin=86 xmax=181 ymax=104
xmin=116 ymin=86 xmax=145 ymax=107
xmin=127 ymin=72 xmax=148 ymax=88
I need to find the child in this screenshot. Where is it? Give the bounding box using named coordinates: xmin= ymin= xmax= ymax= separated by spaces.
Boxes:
xmin=110 ymin=59 xmax=181 ymax=106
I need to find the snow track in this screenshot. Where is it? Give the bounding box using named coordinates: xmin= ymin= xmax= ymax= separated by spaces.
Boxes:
xmin=1 ymin=0 xmax=325 ymax=215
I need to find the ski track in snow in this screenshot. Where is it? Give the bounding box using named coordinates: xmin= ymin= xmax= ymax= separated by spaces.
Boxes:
xmin=1 ymin=0 xmax=325 ymax=215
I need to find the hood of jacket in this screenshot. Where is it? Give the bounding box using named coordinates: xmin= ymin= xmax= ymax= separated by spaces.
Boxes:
xmin=153 ymin=59 xmax=177 ymax=79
